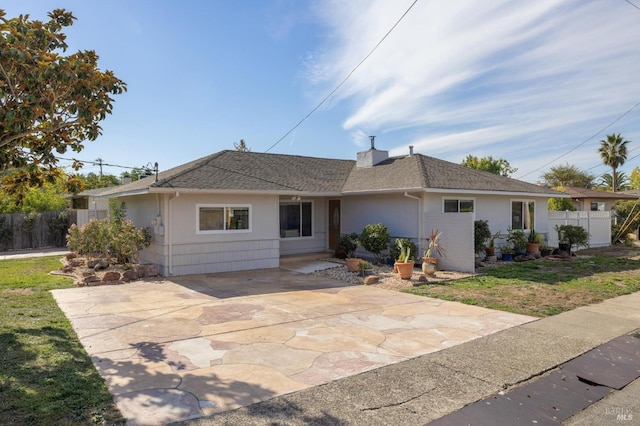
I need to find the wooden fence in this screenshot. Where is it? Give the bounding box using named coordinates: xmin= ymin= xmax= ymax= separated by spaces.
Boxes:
xmin=0 ymin=210 xmax=78 ymax=251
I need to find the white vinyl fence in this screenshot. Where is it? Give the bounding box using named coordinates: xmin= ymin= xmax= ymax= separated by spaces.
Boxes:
xmin=547 ymin=211 xmax=611 ymax=248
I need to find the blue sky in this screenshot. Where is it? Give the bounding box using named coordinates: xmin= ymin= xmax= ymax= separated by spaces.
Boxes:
xmin=5 ymin=0 xmax=640 ymax=183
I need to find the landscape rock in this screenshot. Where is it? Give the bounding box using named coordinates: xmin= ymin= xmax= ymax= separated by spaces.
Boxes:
xmin=83 ymin=275 xmax=101 ymax=286
xmin=69 ymin=258 xmax=84 ymax=267
xmin=141 ymin=264 xmax=158 ymax=277
xmin=363 ymin=275 xmax=379 ymax=285
xmin=417 ymin=275 xmax=429 ymax=283
xmin=94 ymin=259 xmax=110 ymax=270
xmin=61 ymin=265 xmax=74 ymax=273
xmin=122 ymin=270 xmax=139 ymax=282
xmin=102 ymin=271 xmax=121 ymax=282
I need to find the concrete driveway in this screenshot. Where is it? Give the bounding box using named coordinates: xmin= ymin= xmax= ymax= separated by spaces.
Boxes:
xmin=52 ymin=266 xmax=535 ymax=425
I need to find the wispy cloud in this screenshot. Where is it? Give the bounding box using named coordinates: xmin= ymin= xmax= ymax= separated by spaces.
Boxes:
xmin=308 ymin=0 xmax=640 ymax=180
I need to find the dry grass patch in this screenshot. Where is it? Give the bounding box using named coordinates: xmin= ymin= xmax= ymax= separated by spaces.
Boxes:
xmin=406 ymin=245 xmax=640 ymax=317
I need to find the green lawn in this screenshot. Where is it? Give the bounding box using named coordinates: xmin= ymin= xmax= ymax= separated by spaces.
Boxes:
xmin=0 ymin=256 xmax=124 ymax=426
xmin=407 ymin=255 xmax=640 ymax=317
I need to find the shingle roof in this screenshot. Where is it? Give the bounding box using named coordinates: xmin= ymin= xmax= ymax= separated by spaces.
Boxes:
xmin=99 ymin=150 xmax=354 ymax=196
xmin=342 ymin=154 xmax=559 ymax=195
xmin=563 ymin=186 xmax=639 ymax=200
xmin=100 ymin=150 xmax=563 ymax=197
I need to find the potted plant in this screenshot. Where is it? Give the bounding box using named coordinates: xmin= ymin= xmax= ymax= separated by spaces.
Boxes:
xmin=507 ymin=228 xmax=527 ymax=255
xmin=539 ymin=244 xmax=553 ymax=257
xmin=422 ymin=229 xmax=446 ymax=275
xmin=526 ymin=229 xmax=541 ymax=254
xmin=555 ymin=225 xmax=589 ymax=255
xmin=394 ymin=239 xmax=415 ymax=279
xmin=500 ymin=244 xmax=514 ymax=261
xmin=389 ymin=238 xmax=416 ymax=268
xmin=485 ymin=231 xmax=502 ymax=257
xmin=336 ymin=233 xmax=361 ymax=272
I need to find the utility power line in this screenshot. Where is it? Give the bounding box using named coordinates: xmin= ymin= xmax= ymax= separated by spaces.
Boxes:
xmin=516 ymin=100 xmax=640 ymax=180
xmin=264 ymin=0 xmax=420 ymax=153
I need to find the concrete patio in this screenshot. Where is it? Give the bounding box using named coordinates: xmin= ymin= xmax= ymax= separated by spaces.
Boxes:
xmin=51 ymin=266 xmax=535 ymax=425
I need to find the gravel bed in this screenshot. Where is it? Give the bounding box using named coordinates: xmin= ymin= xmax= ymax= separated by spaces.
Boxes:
xmin=312 ymin=259 xmax=475 ymax=291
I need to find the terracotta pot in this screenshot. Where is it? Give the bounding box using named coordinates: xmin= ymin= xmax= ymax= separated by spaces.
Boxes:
xmin=485 ymin=247 xmax=495 ymax=256
xmin=345 ymin=258 xmax=361 ymax=272
xmin=525 ymin=243 xmax=539 ymax=254
xmin=422 ymin=257 xmax=438 ymax=275
xmin=394 ymin=261 xmax=415 ymax=279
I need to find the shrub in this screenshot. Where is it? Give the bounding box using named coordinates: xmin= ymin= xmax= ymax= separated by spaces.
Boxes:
xmin=110 ymin=220 xmax=151 ymax=264
xmin=48 ymin=211 xmax=70 ymax=247
xmin=66 ymin=201 xmax=152 ymax=264
xmin=21 ymin=211 xmax=41 ymax=248
xmin=0 ymin=216 xmax=12 ymax=250
xmin=555 ymin=224 xmax=589 ymax=253
xmin=359 ymin=223 xmax=390 ymax=263
xmin=474 ymin=220 xmax=491 ymax=254
xmin=612 ymin=200 xmax=640 ymax=242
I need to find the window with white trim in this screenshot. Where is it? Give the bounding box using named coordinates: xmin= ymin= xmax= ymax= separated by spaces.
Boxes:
xmin=197 ymin=204 xmax=250 ymax=233
xmin=511 ymin=200 xmax=534 ymax=230
xmin=590 ymin=202 xmax=605 ymax=211
xmin=280 ymin=201 xmax=312 ymax=238
xmin=443 ymin=198 xmax=474 ymax=213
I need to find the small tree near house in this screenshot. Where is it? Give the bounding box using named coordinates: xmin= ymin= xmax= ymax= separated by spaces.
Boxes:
xmin=359 ymin=223 xmax=390 ymax=264
xmin=555 ymin=224 xmax=589 ymax=254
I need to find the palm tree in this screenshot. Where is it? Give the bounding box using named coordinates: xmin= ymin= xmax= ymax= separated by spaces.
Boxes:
xmin=598 ymin=133 xmax=630 ymax=192
xmin=599 ymin=171 xmax=629 ymax=192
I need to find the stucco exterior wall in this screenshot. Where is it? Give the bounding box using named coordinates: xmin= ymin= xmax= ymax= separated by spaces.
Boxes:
xmin=342 ymin=193 xmax=420 ymax=238
xmin=424 ymin=192 xmax=552 ymax=245
xmin=572 ymin=198 xmax=619 ymax=212
xmin=423 ymin=212 xmax=475 ymax=273
xmin=341 ymin=193 xmax=421 ymax=259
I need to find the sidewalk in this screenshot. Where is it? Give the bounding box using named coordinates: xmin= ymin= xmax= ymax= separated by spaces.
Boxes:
xmin=176 ymin=292 xmax=640 ymax=426
xmin=0 ymin=247 xmax=69 ymax=260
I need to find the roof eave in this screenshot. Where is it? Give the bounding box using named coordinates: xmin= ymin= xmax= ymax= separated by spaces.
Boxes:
xmin=341 ymin=187 xmax=425 ymax=196
xmin=422 ymin=187 xmax=569 ymax=198
xmin=95 ymin=189 xmax=150 ymax=199
xmin=147 ymin=187 xmax=343 ymax=197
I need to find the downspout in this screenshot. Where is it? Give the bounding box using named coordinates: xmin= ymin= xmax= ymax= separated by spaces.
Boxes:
xmin=404 ymin=191 xmax=422 ymax=253
xmin=168 ymin=192 xmax=179 ymax=275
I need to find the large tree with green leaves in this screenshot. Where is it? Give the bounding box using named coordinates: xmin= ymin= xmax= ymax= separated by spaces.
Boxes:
xmin=0 ymin=9 xmax=126 ymax=200
xmin=547 ymin=187 xmax=576 ymax=211
xmin=541 ymin=164 xmax=595 ymax=188
xmin=598 ymin=133 xmax=630 ymax=192
xmin=630 ymin=166 xmax=640 ymax=190
xmin=460 ymin=155 xmax=517 ymax=177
